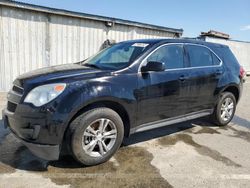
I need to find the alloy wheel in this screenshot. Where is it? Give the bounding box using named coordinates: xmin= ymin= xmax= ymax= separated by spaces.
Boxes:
xmin=220 ymin=97 xmax=234 ymax=122
xmin=82 ymin=118 xmax=117 ymax=157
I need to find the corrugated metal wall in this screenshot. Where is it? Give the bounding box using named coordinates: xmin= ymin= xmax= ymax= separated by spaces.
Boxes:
xmin=205 ymin=37 xmax=250 ymax=74
xmin=0 ymin=6 xmax=176 ymax=91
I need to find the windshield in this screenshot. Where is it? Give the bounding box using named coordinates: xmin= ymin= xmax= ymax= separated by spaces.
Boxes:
xmin=83 ymin=42 xmax=152 ymax=70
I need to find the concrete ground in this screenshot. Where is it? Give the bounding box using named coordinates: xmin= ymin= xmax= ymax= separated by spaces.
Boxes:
xmin=0 ymin=78 xmax=250 ymax=188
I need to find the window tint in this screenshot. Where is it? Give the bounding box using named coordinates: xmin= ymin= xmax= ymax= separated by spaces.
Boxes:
xmin=84 ymin=42 xmax=151 ymax=70
xmin=212 ymin=53 xmax=221 ymax=65
xmin=102 ymin=46 xmax=135 ymax=64
xmin=147 ymin=45 xmax=184 ymax=69
xmin=212 ymin=47 xmax=238 ymax=66
xmin=186 ymin=45 xmax=213 ymax=67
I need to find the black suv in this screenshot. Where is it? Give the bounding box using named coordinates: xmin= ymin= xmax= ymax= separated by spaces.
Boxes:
xmin=2 ymin=39 xmax=244 ymax=166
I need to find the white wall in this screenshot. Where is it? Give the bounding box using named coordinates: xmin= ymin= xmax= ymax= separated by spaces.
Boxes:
xmin=0 ymin=6 xmax=176 ymax=91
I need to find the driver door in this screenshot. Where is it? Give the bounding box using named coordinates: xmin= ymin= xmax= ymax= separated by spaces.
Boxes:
xmin=136 ymin=44 xmax=190 ymax=126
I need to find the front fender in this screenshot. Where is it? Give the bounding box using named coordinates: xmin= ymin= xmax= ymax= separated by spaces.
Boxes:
xmin=57 ymin=74 xmax=138 ymax=143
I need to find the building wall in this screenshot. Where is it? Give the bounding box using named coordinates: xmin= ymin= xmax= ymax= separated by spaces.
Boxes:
xmin=205 ymin=37 xmax=250 ymax=74
xmin=0 ymin=6 xmax=177 ymax=91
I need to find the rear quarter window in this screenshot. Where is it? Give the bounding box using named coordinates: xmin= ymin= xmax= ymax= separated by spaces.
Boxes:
xmin=212 ymin=53 xmax=221 ymax=65
xmin=210 ymin=46 xmax=240 ymax=73
xmin=213 ymin=47 xmax=239 ymax=65
xmin=186 ymin=45 xmax=221 ymax=67
xmin=186 ymin=45 xmax=213 ymax=67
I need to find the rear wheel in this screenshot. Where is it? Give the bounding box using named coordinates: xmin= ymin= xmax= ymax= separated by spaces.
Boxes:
xmin=68 ymin=107 xmax=124 ymax=166
xmin=211 ymin=92 xmax=236 ymax=126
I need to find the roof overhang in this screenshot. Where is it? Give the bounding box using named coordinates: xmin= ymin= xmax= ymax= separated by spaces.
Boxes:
xmin=0 ymin=1 xmax=183 ymax=35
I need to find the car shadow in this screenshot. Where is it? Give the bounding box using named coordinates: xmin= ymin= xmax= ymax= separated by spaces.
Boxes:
xmin=0 ymin=116 xmax=249 ymax=172
xmin=232 ymin=115 xmax=250 ymax=129
xmin=122 ymin=120 xmax=195 ymax=146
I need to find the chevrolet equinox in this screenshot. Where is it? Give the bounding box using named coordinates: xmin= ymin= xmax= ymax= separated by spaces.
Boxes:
xmin=2 ymin=39 xmax=245 ymax=166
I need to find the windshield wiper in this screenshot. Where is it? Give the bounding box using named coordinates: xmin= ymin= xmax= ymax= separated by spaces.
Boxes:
xmin=84 ymin=63 xmax=101 ymax=69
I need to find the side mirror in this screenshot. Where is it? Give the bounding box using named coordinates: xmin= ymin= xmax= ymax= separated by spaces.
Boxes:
xmin=141 ymin=61 xmax=165 ymax=72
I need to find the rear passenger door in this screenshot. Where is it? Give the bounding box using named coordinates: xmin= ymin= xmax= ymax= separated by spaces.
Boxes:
xmin=184 ymin=44 xmax=223 ymax=113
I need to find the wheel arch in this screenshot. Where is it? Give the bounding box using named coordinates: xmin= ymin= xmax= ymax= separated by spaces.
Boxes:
xmin=65 ymin=99 xmax=131 ymax=139
xmin=221 ymin=84 xmax=240 ymax=103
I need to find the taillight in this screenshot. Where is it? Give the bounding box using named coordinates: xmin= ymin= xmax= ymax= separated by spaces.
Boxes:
xmin=240 ymin=66 xmax=246 ymax=79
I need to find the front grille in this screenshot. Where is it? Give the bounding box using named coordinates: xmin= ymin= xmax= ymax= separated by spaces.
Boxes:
xmin=7 ymin=101 xmax=17 ymax=112
xmin=12 ymin=85 xmax=24 ymax=95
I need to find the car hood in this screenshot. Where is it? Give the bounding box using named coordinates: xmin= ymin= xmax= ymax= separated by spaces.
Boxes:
xmin=14 ymin=63 xmax=110 ymax=88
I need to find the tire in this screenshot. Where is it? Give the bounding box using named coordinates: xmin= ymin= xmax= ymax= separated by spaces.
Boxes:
xmin=211 ymin=92 xmax=236 ymax=126
xmin=68 ymin=107 xmax=124 ymax=166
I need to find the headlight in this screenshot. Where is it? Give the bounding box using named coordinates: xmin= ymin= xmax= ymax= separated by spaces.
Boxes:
xmin=24 ymin=83 xmax=66 ymax=107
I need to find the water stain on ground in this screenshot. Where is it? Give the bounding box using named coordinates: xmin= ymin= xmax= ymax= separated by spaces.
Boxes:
xmin=184 ymin=119 xmax=250 ymax=143
xmin=45 ymin=147 xmax=173 ymax=188
xmin=223 ymin=125 xmax=250 ymax=143
xmin=0 ymin=121 xmax=9 ymax=144
xmin=0 ymin=132 xmax=173 ymax=188
xmin=186 ymin=126 xmax=221 ymax=135
xmin=158 ymin=134 xmax=241 ymax=168
xmin=0 ymin=134 xmax=20 ymax=173
xmin=1 ymin=117 xmax=249 ymax=187
xmin=0 ymin=133 xmax=48 ymax=173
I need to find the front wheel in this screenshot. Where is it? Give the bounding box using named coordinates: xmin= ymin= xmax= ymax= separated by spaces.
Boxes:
xmin=211 ymin=92 xmax=236 ymax=126
xmin=68 ymin=107 xmax=124 ymax=166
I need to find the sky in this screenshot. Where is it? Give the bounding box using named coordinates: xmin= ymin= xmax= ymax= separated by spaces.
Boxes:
xmin=15 ymin=0 xmax=250 ymax=41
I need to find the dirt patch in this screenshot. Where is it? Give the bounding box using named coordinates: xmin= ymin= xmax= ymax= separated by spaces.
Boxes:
xmin=211 ymin=124 xmax=250 ymax=143
xmin=186 ymin=126 xmax=221 ymax=135
xmin=0 ymin=163 xmax=15 ymax=174
xmin=227 ymin=125 xmax=250 ymax=143
xmin=44 ymin=147 xmax=173 ymax=188
xmin=194 ymin=127 xmax=220 ymax=134
xmin=158 ymin=134 xmax=241 ymax=168
xmin=0 ymin=129 xmax=172 ymax=187
xmin=0 ymin=134 xmax=173 ymax=187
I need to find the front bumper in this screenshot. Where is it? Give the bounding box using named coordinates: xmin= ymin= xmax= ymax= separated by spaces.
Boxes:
xmin=2 ymin=109 xmax=60 ymax=160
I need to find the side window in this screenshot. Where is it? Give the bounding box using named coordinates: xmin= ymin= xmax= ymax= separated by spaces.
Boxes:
xmin=186 ymin=45 xmax=213 ymax=67
xmin=147 ymin=45 xmax=184 ymax=69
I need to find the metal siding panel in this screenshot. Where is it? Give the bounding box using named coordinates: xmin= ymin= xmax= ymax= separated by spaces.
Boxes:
xmin=0 ymin=7 xmax=47 ymax=91
xmin=61 ymin=16 xmax=68 ymax=65
xmin=88 ymin=21 xmax=94 ymax=57
xmin=2 ymin=8 xmax=12 ymax=91
xmin=23 ymin=11 xmax=29 ymax=73
xmin=37 ymin=13 xmax=44 ymax=69
xmin=92 ymin=21 xmax=97 ymax=53
xmin=84 ymin=21 xmax=89 ymax=57
xmin=80 ymin=19 xmax=88 ymax=59
xmin=0 ymin=7 xmax=4 ymax=90
xmin=56 ymin=16 xmax=62 ymax=65
xmin=0 ymin=7 xmax=176 ymax=91
xmin=76 ymin=19 xmax=81 ymax=61
xmin=49 ymin=16 xmax=55 ymax=66
xmin=18 ymin=10 xmax=26 ymax=74
xmin=73 ymin=18 xmax=80 ymax=62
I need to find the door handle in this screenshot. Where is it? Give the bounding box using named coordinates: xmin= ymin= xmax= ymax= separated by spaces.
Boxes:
xmin=179 ymin=75 xmax=189 ymax=82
